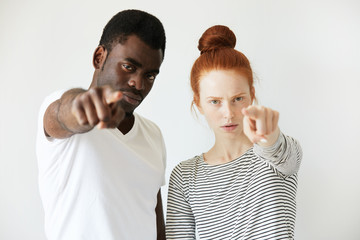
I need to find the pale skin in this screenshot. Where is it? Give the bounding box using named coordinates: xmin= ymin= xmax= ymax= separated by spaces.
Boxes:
xmin=196 ymin=69 xmax=280 ymax=165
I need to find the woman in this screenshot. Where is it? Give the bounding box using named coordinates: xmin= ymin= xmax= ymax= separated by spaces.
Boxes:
xmin=166 ymin=25 xmax=302 ymax=240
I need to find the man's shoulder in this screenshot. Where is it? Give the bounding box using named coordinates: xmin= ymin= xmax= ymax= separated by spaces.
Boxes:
xmin=42 ymin=89 xmax=66 ymax=104
xmin=134 ymin=112 xmax=154 ymax=123
xmin=38 ymin=89 xmax=67 ymax=119
xmin=134 ymin=113 xmax=161 ymax=133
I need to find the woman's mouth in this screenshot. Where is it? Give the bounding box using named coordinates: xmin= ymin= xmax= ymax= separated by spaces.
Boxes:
xmin=221 ymin=124 xmax=238 ymax=132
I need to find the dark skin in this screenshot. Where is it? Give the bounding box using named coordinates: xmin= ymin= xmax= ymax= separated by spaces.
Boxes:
xmin=156 ymin=190 xmax=165 ymax=239
xmin=43 ymin=35 xmax=165 ymax=239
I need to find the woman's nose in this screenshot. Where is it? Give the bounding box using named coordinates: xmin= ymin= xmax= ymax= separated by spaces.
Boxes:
xmin=223 ymin=103 xmax=234 ymax=120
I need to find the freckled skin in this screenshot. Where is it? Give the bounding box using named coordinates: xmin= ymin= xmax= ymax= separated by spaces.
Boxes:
xmin=196 ymin=69 xmax=280 ymax=165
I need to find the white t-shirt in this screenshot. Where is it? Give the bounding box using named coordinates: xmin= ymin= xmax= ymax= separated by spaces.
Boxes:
xmin=36 ymin=91 xmax=166 ymax=240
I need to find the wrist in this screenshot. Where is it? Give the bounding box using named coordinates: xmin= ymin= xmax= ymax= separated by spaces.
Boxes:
xmin=57 ymin=88 xmax=87 ymax=135
xmin=257 ymin=127 xmax=280 ymax=147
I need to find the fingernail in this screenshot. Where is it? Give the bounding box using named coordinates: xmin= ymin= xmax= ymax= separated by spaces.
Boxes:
xmin=97 ymin=122 xmax=104 ymax=129
xmin=260 ymin=138 xmax=267 ymax=143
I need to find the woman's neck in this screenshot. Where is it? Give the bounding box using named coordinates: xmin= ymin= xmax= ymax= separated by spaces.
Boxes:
xmin=204 ymin=134 xmax=253 ymax=165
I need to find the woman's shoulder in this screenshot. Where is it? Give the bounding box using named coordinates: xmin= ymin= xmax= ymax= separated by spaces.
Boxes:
xmin=172 ymin=154 xmax=203 ymax=174
xmin=169 ymin=155 xmax=203 ymax=190
xmin=180 ymin=154 xmax=203 ymax=167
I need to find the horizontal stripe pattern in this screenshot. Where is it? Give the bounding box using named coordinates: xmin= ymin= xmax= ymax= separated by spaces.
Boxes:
xmin=166 ymin=133 xmax=302 ymax=240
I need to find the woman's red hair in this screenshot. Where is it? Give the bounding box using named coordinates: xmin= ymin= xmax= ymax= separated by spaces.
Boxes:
xmin=191 ymin=25 xmax=255 ymax=107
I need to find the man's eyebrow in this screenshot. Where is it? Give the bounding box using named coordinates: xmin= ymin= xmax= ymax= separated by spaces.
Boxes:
xmin=125 ymin=58 xmax=142 ymax=67
xmin=124 ymin=57 xmax=159 ymax=74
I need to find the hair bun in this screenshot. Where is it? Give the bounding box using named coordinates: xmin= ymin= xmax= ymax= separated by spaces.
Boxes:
xmin=198 ymin=25 xmax=236 ymax=54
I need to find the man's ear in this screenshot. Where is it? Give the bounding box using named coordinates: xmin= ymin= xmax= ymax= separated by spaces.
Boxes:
xmin=93 ymin=45 xmax=107 ymax=69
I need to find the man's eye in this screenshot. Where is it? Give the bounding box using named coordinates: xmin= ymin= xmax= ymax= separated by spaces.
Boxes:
xmin=122 ymin=64 xmax=134 ymax=72
xmin=147 ymin=74 xmax=156 ymax=82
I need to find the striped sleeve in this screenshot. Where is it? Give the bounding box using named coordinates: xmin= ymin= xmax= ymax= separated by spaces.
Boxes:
xmin=166 ymin=163 xmax=196 ymax=239
xmin=253 ymin=131 xmax=302 ymax=176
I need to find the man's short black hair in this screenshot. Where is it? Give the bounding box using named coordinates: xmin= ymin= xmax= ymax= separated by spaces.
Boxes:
xmin=99 ymin=9 xmax=166 ymax=59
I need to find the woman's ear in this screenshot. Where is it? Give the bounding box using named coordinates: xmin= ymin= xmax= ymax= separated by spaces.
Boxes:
xmin=194 ymin=98 xmax=204 ymax=114
xmin=250 ymin=86 xmax=256 ymax=104
xmin=93 ymin=45 xmax=107 ymax=69
xmin=197 ymin=106 xmax=204 ymax=115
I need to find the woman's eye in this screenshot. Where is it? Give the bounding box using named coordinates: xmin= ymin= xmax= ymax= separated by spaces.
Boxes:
xmin=210 ymin=100 xmax=219 ymax=104
xmin=235 ymin=97 xmax=243 ymax=102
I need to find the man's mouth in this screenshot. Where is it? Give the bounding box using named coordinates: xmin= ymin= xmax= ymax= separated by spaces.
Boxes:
xmin=122 ymin=92 xmax=143 ymax=106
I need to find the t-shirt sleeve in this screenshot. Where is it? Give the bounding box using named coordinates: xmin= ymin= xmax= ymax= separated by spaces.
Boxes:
xmin=36 ymin=90 xmax=67 ymax=174
xmin=253 ymin=131 xmax=302 ymax=176
xmin=159 ymin=130 xmax=167 ymax=186
xmin=36 ymin=90 xmax=65 ymax=140
xmin=166 ymin=164 xmax=196 ymax=239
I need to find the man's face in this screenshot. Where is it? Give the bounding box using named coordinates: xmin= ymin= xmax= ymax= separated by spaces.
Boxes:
xmin=94 ymin=35 xmax=163 ymax=114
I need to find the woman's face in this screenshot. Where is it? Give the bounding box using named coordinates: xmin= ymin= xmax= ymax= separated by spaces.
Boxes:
xmin=197 ymin=69 xmax=253 ymax=138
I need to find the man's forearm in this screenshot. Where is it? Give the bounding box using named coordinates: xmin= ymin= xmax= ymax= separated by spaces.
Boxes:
xmin=156 ymin=190 xmax=165 ymax=240
xmin=44 ymin=88 xmax=86 ymax=139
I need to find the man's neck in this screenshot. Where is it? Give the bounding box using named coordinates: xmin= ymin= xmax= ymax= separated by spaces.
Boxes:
xmin=117 ymin=113 xmax=135 ymax=135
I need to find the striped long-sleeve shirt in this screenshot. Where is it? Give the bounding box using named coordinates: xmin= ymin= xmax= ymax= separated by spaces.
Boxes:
xmin=166 ymin=132 xmax=302 ymax=240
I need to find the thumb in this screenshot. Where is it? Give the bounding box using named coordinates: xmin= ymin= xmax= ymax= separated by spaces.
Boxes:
xmin=104 ymin=88 xmax=123 ymax=105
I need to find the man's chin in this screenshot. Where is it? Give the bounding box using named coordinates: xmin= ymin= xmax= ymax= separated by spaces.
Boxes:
xmin=125 ymin=112 xmax=134 ymax=118
xmin=120 ymin=101 xmax=137 ymax=115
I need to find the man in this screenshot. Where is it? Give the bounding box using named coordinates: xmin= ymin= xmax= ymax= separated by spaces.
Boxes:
xmin=36 ymin=9 xmax=166 ymax=240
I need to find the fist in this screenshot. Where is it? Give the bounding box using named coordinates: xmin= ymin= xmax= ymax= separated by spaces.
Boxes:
xmin=242 ymin=105 xmax=280 ymax=145
xmin=72 ymin=85 xmax=125 ymax=129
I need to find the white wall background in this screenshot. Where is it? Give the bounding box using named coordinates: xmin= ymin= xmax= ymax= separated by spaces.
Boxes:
xmin=1 ymin=0 xmax=359 ymax=239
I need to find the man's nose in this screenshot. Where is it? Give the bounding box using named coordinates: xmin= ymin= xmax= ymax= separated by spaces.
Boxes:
xmin=128 ymin=75 xmax=144 ymax=90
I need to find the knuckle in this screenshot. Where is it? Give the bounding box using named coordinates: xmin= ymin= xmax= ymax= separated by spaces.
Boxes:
xmin=71 ymin=105 xmax=83 ymax=120
xmin=258 ymin=106 xmax=265 ymax=111
xmin=88 ymin=116 xmax=99 ymax=126
xmin=99 ymin=111 xmax=110 ymax=122
xmin=261 ymin=106 xmax=267 ymax=114
xmin=73 ymin=94 xmax=84 ymax=106
xmin=78 ymin=118 xmax=88 ymax=126
xmin=72 ymin=99 xmax=82 ymax=110
xmin=88 ymin=87 xmax=101 ymax=97
xmin=74 ymin=111 xmax=88 ymax=125
xmin=275 ymin=111 xmax=279 ymax=118
xmin=76 ymin=93 xmax=91 ymax=107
